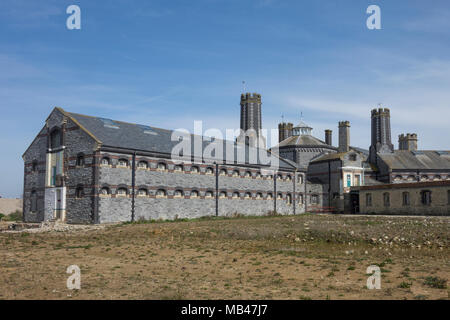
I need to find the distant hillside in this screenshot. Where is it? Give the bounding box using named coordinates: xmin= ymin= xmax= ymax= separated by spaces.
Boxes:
xmin=0 ymin=198 xmax=22 ymax=215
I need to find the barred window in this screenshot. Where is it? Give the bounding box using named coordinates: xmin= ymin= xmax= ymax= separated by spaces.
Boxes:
xmin=118 ymin=159 xmax=129 ymax=167
xmin=156 ymin=189 xmax=167 ymax=198
xmin=101 ymin=157 xmax=110 ymax=166
xmin=138 ymin=161 xmax=148 ymax=169
xmin=190 ymin=190 xmax=199 ymax=198
xmin=311 ymin=194 xmax=319 ymax=204
xmin=137 ymin=188 xmax=148 ymax=196
xmin=117 ymin=188 xmax=128 ymax=196
xmin=191 ymin=166 xmax=199 ymax=173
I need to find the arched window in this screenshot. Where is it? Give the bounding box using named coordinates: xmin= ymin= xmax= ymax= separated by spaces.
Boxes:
xmin=407 ymin=175 xmax=415 ymax=182
xmin=232 ymin=170 xmax=240 ymax=177
xmin=434 ymin=175 xmax=442 ymax=181
xmin=191 ymin=166 xmax=199 ymax=174
xmin=156 ymin=189 xmax=167 ymax=198
xmin=244 ymin=192 xmax=252 ymax=199
xmin=50 ymin=128 xmax=62 ymax=149
xmin=157 ymin=162 xmax=167 ymax=171
xmin=205 ymin=190 xmax=214 ymax=198
xmin=32 ymin=160 xmax=38 ymax=173
xmin=219 ymin=169 xmax=227 ymax=176
xmin=286 ymin=175 xmax=292 ymax=181
xmin=421 ymin=175 xmax=429 ymax=181
xmin=267 ymin=193 xmax=273 ymax=200
xmin=256 ymin=172 xmax=262 ymax=179
xmin=219 ymin=191 xmax=227 ymax=198
xmin=383 ymin=192 xmax=390 ymax=207
xmin=277 ymin=174 xmax=283 ymax=180
xmin=287 ymin=194 xmax=292 ymax=205
xmin=277 ymin=193 xmax=283 ymax=200
xmin=100 ymin=187 xmax=110 ymax=196
xmin=117 ymin=187 xmax=128 ymax=196
xmin=298 ymin=175 xmax=304 ymax=184
xmin=137 ymin=188 xmax=148 ymax=197
xmin=138 ymin=161 xmax=148 ymax=169
xmin=30 ymin=190 xmax=37 ymax=212
xmin=118 ymin=159 xmax=129 ymax=167
xmin=76 ymin=153 xmax=85 ymax=167
xmin=232 ymin=192 xmax=240 ymax=199
xmin=394 ymin=175 xmax=402 ymax=182
xmin=174 ymin=189 xmax=184 ymax=198
xmin=298 ymin=194 xmax=304 ymax=205
xmin=206 ymin=167 xmax=214 ymax=175
xmin=174 ymin=165 xmax=183 ymax=172
xmin=256 ymin=192 xmax=263 ymax=199
xmin=75 ymin=186 xmax=84 ymax=198
xmin=101 ymin=157 xmax=110 ymax=166
xmin=245 ymin=171 xmax=252 ymax=178
xmin=191 ymin=190 xmax=199 ymax=198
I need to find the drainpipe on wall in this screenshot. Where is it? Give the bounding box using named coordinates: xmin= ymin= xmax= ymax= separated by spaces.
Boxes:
xmin=274 ymin=173 xmax=277 ymax=213
xmin=293 ymin=169 xmax=296 ymax=215
xmin=304 ymin=172 xmax=308 ymax=213
xmin=328 ymin=161 xmax=331 ymax=209
xmin=215 ymin=162 xmax=219 ymax=217
xmin=131 ymin=151 xmax=136 ymax=222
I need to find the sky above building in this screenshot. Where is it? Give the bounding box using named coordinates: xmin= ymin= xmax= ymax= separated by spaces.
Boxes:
xmin=1 ymin=0 xmax=449 ymax=197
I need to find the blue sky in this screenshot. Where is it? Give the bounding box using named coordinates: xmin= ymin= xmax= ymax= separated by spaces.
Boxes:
xmin=1 ymin=0 xmax=449 ymax=198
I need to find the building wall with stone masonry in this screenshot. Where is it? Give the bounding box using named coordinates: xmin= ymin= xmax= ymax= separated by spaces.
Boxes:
xmin=358 ymin=181 xmax=450 ymax=216
xmin=23 ymin=126 xmax=48 ymax=222
xmin=95 ymin=151 xmax=309 ymax=223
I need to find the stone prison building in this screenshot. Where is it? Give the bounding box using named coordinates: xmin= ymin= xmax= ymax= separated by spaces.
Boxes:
xmin=23 ymin=106 xmax=324 ymax=224
xmin=22 ymin=93 xmax=450 ymax=223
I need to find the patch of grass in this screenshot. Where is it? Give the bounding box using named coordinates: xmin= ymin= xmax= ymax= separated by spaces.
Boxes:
xmin=3 ymin=210 xmax=23 ymax=222
xmin=347 ymin=266 xmax=355 ymax=271
xmin=398 ymin=281 xmax=412 ymax=289
xmin=423 ymin=276 xmax=447 ymax=289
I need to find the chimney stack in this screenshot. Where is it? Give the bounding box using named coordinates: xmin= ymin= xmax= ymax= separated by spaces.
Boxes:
xmin=338 ymin=121 xmax=350 ymax=153
xmin=278 ymin=122 xmax=293 ymax=143
xmin=399 ymin=133 xmax=418 ymax=151
xmin=325 ymin=129 xmax=332 ymax=146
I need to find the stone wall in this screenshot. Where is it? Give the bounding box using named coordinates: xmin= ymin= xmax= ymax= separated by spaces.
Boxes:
xmin=358 ymin=181 xmax=450 ymax=216
xmin=96 ymin=152 xmax=310 ymax=223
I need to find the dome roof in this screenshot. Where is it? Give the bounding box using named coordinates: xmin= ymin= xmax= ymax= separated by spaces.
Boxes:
xmin=277 ymin=134 xmax=329 ymax=148
xmin=294 ymin=120 xmax=312 ymax=129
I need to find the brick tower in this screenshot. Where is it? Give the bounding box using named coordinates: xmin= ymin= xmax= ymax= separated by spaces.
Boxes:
xmin=237 ymin=93 xmax=266 ymax=148
xmin=369 ymin=108 xmax=394 ymax=164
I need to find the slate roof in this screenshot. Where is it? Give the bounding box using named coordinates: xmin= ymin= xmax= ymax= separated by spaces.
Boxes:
xmin=276 ymin=135 xmax=332 ymax=148
xmin=63 ymin=109 xmax=297 ymax=170
xmin=378 ymin=150 xmax=450 ymax=170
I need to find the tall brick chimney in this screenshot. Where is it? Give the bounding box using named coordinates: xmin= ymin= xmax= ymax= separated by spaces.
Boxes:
xmin=399 ymin=133 xmax=418 ymax=151
xmin=325 ymin=129 xmax=332 ymax=146
xmin=338 ymin=121 xmax=350 ymax=153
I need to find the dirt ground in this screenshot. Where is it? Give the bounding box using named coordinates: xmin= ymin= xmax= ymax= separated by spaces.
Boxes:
xmin=0 ymin=214 xmax=448 ymax=300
